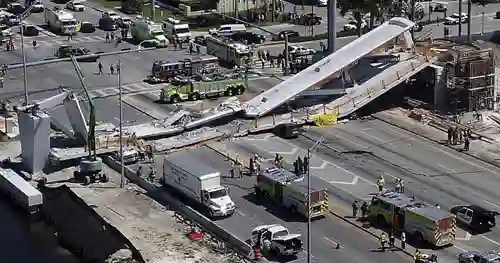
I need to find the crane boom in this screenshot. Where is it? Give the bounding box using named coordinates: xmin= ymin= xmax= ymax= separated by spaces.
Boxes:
xmin=69 ymin=55 xmax=96 ymax=160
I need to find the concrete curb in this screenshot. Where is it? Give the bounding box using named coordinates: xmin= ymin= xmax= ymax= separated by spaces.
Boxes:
xmin=205 ymin=141 xmax=415 ymax=260
xmin=372 ymin=113 xmax=500 ymax=171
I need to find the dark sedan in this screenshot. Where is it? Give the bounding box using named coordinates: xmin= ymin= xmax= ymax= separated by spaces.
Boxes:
xmin=230 ymin=32 xmax=265 ymax=44
xmin=272 ymin=30 xmax=300 ymax=41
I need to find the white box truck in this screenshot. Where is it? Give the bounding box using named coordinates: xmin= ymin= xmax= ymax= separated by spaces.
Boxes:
xmin=131 ymin=18 xmax=168 ymax=47
xmin=45 ymin=7 xmax=77 ymax=35
xmin=162 ymin=17 xmax=191 ymax=42
xmin=163 ymin=149 xmax=235 ymax=218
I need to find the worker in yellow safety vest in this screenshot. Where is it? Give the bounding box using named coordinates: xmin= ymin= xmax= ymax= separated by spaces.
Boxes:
xmin=414 ymin=249 xmax=424 ymax=263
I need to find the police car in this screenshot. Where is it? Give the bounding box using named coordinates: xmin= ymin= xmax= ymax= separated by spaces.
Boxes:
xmin=450 ymin=205 xmax=498 ymax=232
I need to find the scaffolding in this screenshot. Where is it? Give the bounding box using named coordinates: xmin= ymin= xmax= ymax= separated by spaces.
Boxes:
xmin=446 ymin=47 xmax=495 ymax=111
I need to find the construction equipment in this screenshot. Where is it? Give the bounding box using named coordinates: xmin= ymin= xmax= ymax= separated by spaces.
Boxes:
xmin=368 ymin=190 xmax=456 ymax=247
xmin=69 ymin=55 xmax=108 ymax=185
xmin=254 ymin=166 xmax=328 ymax=219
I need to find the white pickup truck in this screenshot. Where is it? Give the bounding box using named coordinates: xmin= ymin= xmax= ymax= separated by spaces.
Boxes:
xmin=251 ymin=224 xmax=303 ymax=257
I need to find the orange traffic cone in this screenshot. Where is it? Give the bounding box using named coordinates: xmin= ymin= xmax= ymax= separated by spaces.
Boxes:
xmin=254 ymin=246 xmax=262 ymax=260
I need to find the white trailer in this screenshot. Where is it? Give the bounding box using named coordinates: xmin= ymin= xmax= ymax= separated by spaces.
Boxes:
xmin=44 ymin=7 xmax=77 ymax=35
xmin=162 ymin=17 xmax=191 ymax=41
xmin=162 ymin=148 xmax=235 ymax=218
xmin=0 ymin=167 xmax=42 ymax=214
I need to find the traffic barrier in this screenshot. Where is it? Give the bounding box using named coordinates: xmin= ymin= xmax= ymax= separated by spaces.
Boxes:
xmin=102 ymin=156 xmax=254 ymax=261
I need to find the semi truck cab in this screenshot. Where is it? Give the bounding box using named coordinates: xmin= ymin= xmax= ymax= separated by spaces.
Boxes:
xmin=202 ymin=185 xmax=234 ymax=217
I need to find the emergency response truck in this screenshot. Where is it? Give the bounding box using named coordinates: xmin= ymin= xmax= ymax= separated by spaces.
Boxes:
xmin=45 ymin=7 xmax=77 ymax=34
xmin=147 ymin=55 xmax=219 ymax=83
xmin=131 ymin=18 xmax=168 ymax=47
xmin=368 ymin=190 xmax=456 ymax=247
xmin=162 ymin=17 xmax=191 ymax=41
xmin=206 ymin=36 xmax=253 ymax=67
xmin=254 ymin=166 xmax=328 ymax=219
xmin=159 ymin=76 xmax=246 ymax=103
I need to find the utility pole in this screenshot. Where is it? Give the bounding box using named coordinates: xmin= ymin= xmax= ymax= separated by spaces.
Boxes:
xmin=151 ymin=0 xmax=156 ymax=21
xmin=20 ymin=25 xmax=28 ymax=105
xmin=327 ymin=0 xmax=336 ymax=53
xmin=467 ymin=0 xmax=472 ymax=43
xmin=118 ymin=60 xmax=125 ymax=188
xmin=458 ymin=0 xmax=462 ymax=37
xmin=307 ymin=136 xmax=325 ymax=263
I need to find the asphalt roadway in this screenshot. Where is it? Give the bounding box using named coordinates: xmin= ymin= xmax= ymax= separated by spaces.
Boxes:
xmin=125 ymin=147 xmax=412 ymax=263
xmin=217 ymin=117 xmax=500 ymax=262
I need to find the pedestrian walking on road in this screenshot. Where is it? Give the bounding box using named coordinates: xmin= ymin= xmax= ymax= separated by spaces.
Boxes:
xmin=105 ymin=33 xmax=110 ymax=43
xmin=389 ymin=230 xmax=395 ymax=247
xmin=303 ymin=156 xmax=309 ymax=173
xmin=400 ymin=232 xmax=406 ymax=249
xmin=377 ymin=175 xmax=385 ymax=192
xmin=110 ymin=64 xmax=115 ymax=75
xmin=394 ymin=178 xmax=402 ymax=193
xmin=380 ymin=233 xmax=387 ymax=251
xmin=400 ymin=179 xmax=405 ymax=193
xmin=97 ymin=62 xmax=103 ymax=75
xmin=352 ymin=200 xmax=359 ymax=218
xmin=464 ymin=135 xmax=470 ymax=151
xmin=447 ymin=127 xmax=453 ymax=145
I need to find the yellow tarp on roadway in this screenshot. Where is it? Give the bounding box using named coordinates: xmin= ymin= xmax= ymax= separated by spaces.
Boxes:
xmin=313 ymin=109 xmax=339 ymax=127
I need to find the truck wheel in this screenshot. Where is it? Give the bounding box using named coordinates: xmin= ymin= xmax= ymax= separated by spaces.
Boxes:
xmin=170 ymin=95 xmax=180 ymax=104
xmin=224 ymin=87 xmax=234 ymax=96
xmin=235 ymin=85 xmax=245 ymax=95
xmin=83 ymin=176 xmax=91 ymax=186
xmin=189 ymin=92 xmax=200 ymax=101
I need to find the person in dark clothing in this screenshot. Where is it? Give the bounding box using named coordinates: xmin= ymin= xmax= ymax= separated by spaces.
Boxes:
xmin=389 ymin=230 xmax=395 ymax=247
xmin=447 ymin=127 xmax=453 ymax=145
xmin=360 ymin=201 xmax=368 ymax=218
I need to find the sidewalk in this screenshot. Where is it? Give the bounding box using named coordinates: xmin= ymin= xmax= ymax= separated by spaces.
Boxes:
xmin=372 ymin=108 xmax=500 ymax=169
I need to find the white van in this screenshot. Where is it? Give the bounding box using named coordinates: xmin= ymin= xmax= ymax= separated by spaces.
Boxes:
xmin=209 ymin=24 xmax=246 ymax=37
xmin=114 ymin=148 xmax=140 ymax=164
xmin=162 ymin=17 xmax=191 ymax=41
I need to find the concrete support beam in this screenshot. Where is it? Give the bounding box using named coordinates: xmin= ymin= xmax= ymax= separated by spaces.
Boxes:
xmin=18 ymin=111 xmax=50 ymax=174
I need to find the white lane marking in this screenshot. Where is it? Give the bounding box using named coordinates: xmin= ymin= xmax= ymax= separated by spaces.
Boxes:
xmin=454 ymin=245 xmax=467 ymax=252
xmin=330 ymin=129 xmax=366 ymax=149
xmin=287 ymin=257 xmax=306 ymax=263
xmin=235 ymin=210 xmax=246 ymax=217
xmin=484 ymin=200 xmax=500 ymax=210
xmin=329 ymin=177 xmax=359 ymax=185
xmin=358 ymin=129 xmax=388 ymax=144
xmin=323 ymin=236 xmax=340 ymax=246
xmin=482 ymin=236 xmax=500 ymax=247
xmin=382 ymin=123 xmax=500 ymax=175
xmin=437 ymin=163 xmax=457 ymax=173
xmin=456 ymin=231 xmax=471 ymax=241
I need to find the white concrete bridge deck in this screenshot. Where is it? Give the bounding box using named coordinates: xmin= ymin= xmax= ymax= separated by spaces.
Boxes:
xmin=243 ymin=17 xmax=417 ymax=118
xmin=313 ymin=54 xmax=435 ymax=118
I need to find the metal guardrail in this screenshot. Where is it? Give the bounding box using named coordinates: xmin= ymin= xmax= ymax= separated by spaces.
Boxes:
xmin=101 ymin=155 xmax=255 ymax=262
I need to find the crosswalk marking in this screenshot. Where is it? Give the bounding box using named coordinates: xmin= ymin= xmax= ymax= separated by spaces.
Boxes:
xmin=7 ymin=35 xmax=107 ymax=49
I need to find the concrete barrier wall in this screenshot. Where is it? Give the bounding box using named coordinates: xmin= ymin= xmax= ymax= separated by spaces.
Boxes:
xmin=39 ymin=186 xmax=145 ymax=263
xmin=102 ymin=155 xmax=254 ymax=260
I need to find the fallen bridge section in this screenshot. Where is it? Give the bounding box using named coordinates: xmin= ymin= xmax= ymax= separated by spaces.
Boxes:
xmin=313 ymin=55 xmax=435 ymax=119
xmin=243 ymin=17 xmax=416 ymax=118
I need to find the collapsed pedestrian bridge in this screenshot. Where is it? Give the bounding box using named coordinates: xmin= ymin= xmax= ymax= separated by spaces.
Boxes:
xmin=243 ymin=17 xmax=419 ymax=118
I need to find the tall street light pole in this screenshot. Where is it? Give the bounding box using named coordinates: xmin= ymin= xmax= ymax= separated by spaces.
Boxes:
xmin=118 ymin=60 xmax=125 ymax=188
xmin=307 ymin=136 xmax=325 ymax=263
xmin=19 ymin=4 xmax=34 ymax=106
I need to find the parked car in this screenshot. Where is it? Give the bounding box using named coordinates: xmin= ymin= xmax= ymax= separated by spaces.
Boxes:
xmin=66 ymin=0 xmax=85 ymax=11
xmin=102 ymin=11 xmax=120 ymax=21
xmin=273 ymin=30 xmax=299 ymax=41
xmin=285 ymin=45 xmax=316 ymax=56
xmin=230 ymin=32 xmax=265 ymax=44
xmin=79 ymin=21 xmax=95 ymax=33
xmin=21 ymin=25 xmax=39 ymax=36
xmin=55 ymin=45 xmax=101 ymax=62
xmin=31 ymin=1 xmax=44 ymax=12
xmin=343 ymin=20 xmax=368 ymax=31
xmin=432 ymin=3 xmax=447 ymax=12
xmin=2 ymin=13 xmax=20 ymax=26
xmin=7 ymin=3 xmax=24 ymax=15
xmin=295 ymin=13 xmax=321 ymax=26
xmin=451 ymin=205 xmax=498 ymax=232
xmin=445 ymin=13 xmax=468 ymax=25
